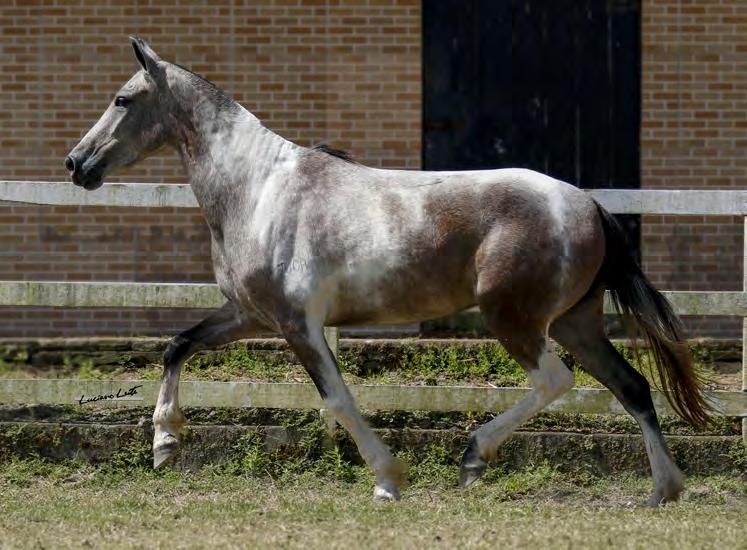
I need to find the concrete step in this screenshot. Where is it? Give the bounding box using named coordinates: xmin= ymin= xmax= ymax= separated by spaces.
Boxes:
xmin=1 ymin=420 xmax=743 ymax=476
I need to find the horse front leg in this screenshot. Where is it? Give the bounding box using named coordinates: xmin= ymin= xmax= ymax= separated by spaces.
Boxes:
xmin=153 ymin=301 xmax=269 ymax=467
xmin=282 ymin=318 xmax=406 ymax=501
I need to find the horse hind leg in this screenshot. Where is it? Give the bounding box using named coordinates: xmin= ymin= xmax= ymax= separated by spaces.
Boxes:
xmin=549 ymin=288 xmax=684 ymax=506
xmin=460 ymin=310 xmax=575 ymax=488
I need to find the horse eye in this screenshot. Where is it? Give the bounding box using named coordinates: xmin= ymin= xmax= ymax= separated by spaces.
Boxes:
xmin=114 ymin=96 xmax=131 ymax=108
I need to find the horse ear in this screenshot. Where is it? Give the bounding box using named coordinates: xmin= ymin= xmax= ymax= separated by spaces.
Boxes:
xmin=129 ymin=36 xmax=162 ymax=76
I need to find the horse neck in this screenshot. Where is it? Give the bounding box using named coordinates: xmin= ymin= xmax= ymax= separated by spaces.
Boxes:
xmin=170 ymin=92 xmax=299 ymax=209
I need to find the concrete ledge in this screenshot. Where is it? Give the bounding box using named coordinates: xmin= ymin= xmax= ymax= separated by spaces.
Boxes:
xmin=0 ymin=336 xmax=741 ymax=368
xmin=0 ymin=421 xmax=742 ymax=476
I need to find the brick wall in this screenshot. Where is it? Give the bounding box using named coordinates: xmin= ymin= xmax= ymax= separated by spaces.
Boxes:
xmin=0 ymin=0 xmax=421 ymax=336
xmin=1 ymin=0 xmax=743 ymax=339
xmin=641 ymin=0 xmax=745 ymax=337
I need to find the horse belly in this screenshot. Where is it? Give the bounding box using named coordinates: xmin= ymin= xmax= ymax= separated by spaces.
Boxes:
xmin=324 ymin=255 xmax=477 ymax=326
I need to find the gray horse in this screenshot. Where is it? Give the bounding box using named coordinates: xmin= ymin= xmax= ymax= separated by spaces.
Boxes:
xmin=66 ymin=38 xmax=710 ymax=505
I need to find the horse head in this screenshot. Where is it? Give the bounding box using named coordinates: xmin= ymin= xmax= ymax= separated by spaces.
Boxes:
xmin=65 ymin=37 xmax=171 ymax=190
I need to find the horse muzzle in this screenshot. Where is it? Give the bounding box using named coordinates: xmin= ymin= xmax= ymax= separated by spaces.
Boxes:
xmin=65 ymin=153 xmax=105 ymax=191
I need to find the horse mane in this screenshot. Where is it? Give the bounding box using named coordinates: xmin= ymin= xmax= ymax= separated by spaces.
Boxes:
xmin=168 ymin=64 xmax=359 ymax=164
xmin=170 ymin=62 xmax=239 ymax=113
xmin=311 ymin=143 xmax=358 ymax=164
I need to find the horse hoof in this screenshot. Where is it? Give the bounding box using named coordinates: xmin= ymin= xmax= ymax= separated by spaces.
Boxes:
xmin=459 ymin=438 xmax=487 ymax=489
xmin=373 ymin=484 xmax=401 ymax=502
xmin=459 ymin=462 xmax=487 ymax=489
xmin=153 ymin=436 xmax=179 ymax=469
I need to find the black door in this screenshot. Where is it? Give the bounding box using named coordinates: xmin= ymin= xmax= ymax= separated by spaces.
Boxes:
xmin=423 ymin=0 xmax=640 ymax=248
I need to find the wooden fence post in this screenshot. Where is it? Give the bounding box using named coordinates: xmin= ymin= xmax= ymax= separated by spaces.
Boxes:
xmin=323 ymin=326 xmax=340 ymax=360
xmin=743 ymin=217 xmax=746 ymax=445
xmin=320 ymin=326 xmax=340 ymax=441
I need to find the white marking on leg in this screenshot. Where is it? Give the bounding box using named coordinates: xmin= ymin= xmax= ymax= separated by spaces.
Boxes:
xmin=153 ymin=374 xmax=185 ymax=429
xmin=531 ymin=347 xmax=576 ymax=400
xmin=474 ymin=347 xmax=574 ymax=459
xmin=152 ymin=356 xmax=187 ymax=466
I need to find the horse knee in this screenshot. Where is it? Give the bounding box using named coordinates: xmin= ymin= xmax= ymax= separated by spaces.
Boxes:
xmin=163 ymin=334 xmax=193 ymax=367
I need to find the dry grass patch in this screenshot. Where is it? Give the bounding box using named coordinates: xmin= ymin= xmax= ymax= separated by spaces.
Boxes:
xmin=0 ymin=458 xmax=744 ymax=549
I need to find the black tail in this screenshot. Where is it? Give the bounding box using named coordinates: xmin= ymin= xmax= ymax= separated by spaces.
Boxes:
xmin=594 ymin=201 xmax=712 ymax=429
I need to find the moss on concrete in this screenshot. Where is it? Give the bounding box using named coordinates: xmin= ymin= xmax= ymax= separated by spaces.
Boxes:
xmin=0 ymin=421 xmax=743 ymax=477
xmin=0 ymin=337 xmax=734 ymax=391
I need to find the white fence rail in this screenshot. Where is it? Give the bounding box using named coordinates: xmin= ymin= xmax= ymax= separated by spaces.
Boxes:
xmin=2 ymin=181 xmax=746 ymax=214
xmin=0 ymin=181 xmax=199 ymax=209
xmin=0 ymin=182 xmax=745 ymax=442
xmin=0 ymin=379 xmax=745 ymax=417
xmin=1 ymin=281 xmax=745 ymax=316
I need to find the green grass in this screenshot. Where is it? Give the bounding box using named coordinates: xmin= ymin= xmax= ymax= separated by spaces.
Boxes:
xmin=0 ymin=457 xmax=744 ymax=549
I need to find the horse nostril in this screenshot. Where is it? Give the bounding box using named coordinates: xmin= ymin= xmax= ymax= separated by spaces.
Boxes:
xmin=64 ymin=156 xmax=76 ymax=172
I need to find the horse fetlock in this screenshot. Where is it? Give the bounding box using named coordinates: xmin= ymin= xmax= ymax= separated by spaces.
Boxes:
xmin=370 ymin=456 xmax=406 ymax=502
xmin=648 ymin=471 xmax=685 ymax=507
xmin=152 ymin=405 xmax=186 ymax=429
xmin=373 ymin=459 xmax=405 ymax=500
xmin=376 ymin=456 xmax=407 ymax=486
